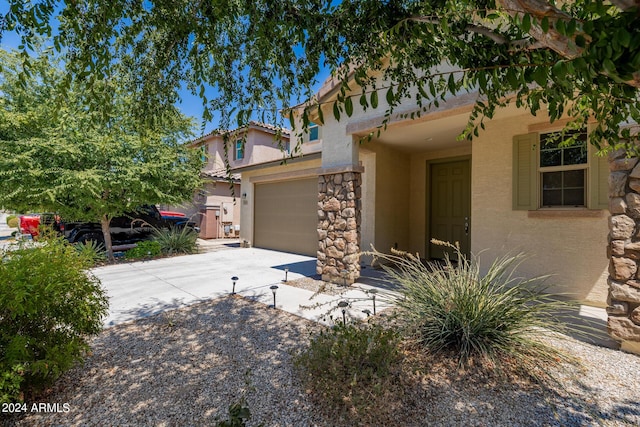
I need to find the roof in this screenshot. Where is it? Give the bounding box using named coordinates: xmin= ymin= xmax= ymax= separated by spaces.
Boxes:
xmin=190 ymin=121 xmax=291 ymax=146
xmin=202 ymin=169 xmax=241 ymax=182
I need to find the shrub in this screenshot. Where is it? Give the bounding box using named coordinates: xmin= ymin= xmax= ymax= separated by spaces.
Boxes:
xmin=125 ymin=240 xmax=162 ymax=260
xmin=153 ymin=226 xmax=198 ymax=255
xmin=6 ymin=215 xmax=18 ymax=228
xmin=294 ymin=323 xmax=401 ymax=418
xmin=0 ymin=238 xmax=109 ymax=403
xmin=371 ymin=242 xmax=573 ymax=379
xmin=75 ymin=239 xmax=107 ymax=265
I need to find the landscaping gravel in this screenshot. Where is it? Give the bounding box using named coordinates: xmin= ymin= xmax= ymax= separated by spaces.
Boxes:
xmin=6 ymin=296 xmax=640 ymax=427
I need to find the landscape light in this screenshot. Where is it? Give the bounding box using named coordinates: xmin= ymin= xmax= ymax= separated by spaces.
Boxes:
xmin=231 ymin=276 xmax=239 ymax=295
xmin=338 ymin=301 xmax=349 ymax=325
xmin=270 ymin=285 xmax=279 ymax=309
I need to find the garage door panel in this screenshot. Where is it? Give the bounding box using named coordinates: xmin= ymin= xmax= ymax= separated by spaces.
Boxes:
xmin=254 ymin=178 xmax=317 ymax=256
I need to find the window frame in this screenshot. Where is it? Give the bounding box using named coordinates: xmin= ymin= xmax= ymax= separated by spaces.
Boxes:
xmin=235 ymin=139 xmax=244 ymax=160
xmin=537 ymin=129 xmax=588 ymax=209
xmin=308 ymin=122 xmax=320 ymax=142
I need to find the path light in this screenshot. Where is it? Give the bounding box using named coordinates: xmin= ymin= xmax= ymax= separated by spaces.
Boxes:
xmin=283 ymin=267 xmax=289 ymax=283
xmin=270 ymin=285 xmax=279 ymax=309
xmin=231 ymin=276 xmax=239 ymax=295
xmin=369 ymin=289 xmax=378 ymax=315
xmin=362 ymin=309 xmax=372 ymax=318
xmin=338 ymin=301 xmax=349 ymax=325
xmin=341 ymin=269 xmax=348 ymax=287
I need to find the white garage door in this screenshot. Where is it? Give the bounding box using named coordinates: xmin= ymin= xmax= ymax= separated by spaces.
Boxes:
xmin=254 ymin=178 xmax=318 ymax=256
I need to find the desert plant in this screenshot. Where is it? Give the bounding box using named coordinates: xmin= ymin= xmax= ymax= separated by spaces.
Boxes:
xmin=153 ymin=226 xmax=198 ymax=255
xmin=294 ymin=322 xmax=401 ymax=417
xmin=0 ymin=237 xmax=109 ymax=403
xmin=75 ymin=239 xmax=107 ymax=265
xmin=215 ymin=398 xmax=252 ymax=427
xmin=125 ymin=240 xmax=162 ymax=260
xmin=370 ymin=241 xmax=574 ymax=378
xmin=6 ymin=215 xmax=18 ymax=228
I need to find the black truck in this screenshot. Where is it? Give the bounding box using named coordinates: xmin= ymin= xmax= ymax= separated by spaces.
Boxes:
xmin=62 ymin=205 xmax=198 ymax=246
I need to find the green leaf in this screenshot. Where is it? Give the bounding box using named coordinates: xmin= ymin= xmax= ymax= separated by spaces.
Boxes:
xmin=370 ymin=90 xmax=378 ymax=108
xmin=522 ymin=13 xmax=531 ymax=33
xmin=541 ymin=16 xmax=549 ymax=33
xmin=333 ymin=101 xmax=341 ymax=121
xmin=603 ymin=59 xmax=617 ymax=75
xmin=386 ymin=87 xmax=394 ymax=105
xmin=345 ymin=96 xmax=354 ymax=117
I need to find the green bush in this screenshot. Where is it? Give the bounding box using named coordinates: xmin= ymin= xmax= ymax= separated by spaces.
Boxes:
xmin=153 ymin=226 xmax=198 ymax=255
xmin=6 ymin=215 xmax=18 ymax=228
xmin=294 ymin=323 xmax=401 ymax=417
xmin=371 ymin=241 xmax=572 ymax=378
xmin=125 ymin=240 xmax=162 ymax=260
xmin=0 ymin=238 xmax=108 ymax=403
xmin=75 ymin=239 xmax=107 ymax=265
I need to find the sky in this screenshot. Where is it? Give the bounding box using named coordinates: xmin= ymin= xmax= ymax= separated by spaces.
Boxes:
xmin=0 ymin=1 xmax=331 ymax=136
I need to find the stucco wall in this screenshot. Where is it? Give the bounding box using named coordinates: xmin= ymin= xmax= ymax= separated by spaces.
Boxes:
xmin=471 ymin=110 xmax=609 ymax=304
xmin=239 ymin=158 xmax=322 ymax=248
xmin=359 ymin=142 xmax=411 ymax=255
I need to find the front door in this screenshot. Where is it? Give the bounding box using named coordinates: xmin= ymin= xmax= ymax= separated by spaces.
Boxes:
xmin=429 ymin=159 xmax=471 ymax=260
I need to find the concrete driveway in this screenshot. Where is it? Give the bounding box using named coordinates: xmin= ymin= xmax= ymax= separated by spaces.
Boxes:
xmin=95 ymin=246 xmax=394 ymax=327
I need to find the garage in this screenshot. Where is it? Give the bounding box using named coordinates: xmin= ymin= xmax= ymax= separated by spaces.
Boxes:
xmin=254 ymin=178 xmax=318 ymax=256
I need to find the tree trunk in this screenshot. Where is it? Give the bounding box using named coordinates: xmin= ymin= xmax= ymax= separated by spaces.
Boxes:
xmin=101 ymin=215 xmax=115 ymax=262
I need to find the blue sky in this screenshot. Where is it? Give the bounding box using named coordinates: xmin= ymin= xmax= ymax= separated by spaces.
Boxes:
xmin=0 ymin=1 xmax=330 ymax=136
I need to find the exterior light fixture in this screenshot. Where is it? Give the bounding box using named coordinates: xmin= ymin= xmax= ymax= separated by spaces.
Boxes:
xmin=362 ymin=309 xmax=372 ymax=317
xmin=270 ymin=285 xmax=279 ymax=309
xmin=338 ymin=301 xmax=349 ymax=325
xmin=369 ymin=289 xmax=378 ymax=315
xmin=231 ymin=276 xmax=239 ymax=295
xmin=283 ymin=267 xmax=289 ymax=283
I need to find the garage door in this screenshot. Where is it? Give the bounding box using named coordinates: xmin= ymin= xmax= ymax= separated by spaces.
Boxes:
xmin=254 ymin=178 xmax=318 ymax=256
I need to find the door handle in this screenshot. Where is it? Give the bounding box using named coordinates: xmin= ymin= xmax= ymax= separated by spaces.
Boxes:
xmin=465 ymin=217 xmax=469 ymax=235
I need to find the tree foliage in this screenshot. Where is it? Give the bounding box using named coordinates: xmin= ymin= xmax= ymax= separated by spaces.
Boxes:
xmin=0 ymin=48 xmax=203 ymax=258
xmin=2 ymin=1 xmax=640 ymax=150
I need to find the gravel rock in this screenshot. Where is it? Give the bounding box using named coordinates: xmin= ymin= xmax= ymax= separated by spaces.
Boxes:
xmin=7 ymin=297 xmax=640 ymax=427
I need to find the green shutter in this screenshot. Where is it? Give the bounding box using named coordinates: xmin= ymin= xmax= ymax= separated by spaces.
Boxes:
xmin=512 ymin=133 xmax=538 ymax=210
xmin=588 ymin=144 xmax=609 ymax=209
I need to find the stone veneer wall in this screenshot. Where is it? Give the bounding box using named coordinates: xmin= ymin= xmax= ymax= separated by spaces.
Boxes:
xmin=607 ymin=149 xmax=640 ymax=345
xmin=317 ymin=171 xmax=362 ymax=284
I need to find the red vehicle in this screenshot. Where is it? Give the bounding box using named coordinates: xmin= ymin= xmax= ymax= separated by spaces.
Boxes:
xmin=159 ymin=210 xmax=186 ymax=218
xmin=19 ymin=213 xmax=61 ymax=237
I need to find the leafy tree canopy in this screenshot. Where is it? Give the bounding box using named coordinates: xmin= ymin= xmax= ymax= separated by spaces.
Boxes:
xmin=0 ymin=47 xmax=203 ymax=257
xmin=2 ymin=0 xmax=640 ymax=150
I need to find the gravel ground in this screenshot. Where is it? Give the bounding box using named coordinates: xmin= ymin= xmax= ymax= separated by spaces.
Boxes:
xmin=5 ymin=296 xmax=640 ymax=427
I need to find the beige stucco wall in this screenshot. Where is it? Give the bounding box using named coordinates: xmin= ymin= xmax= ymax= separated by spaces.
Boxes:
xmin=471 ymin=109 xmax=609 ymax=304
xmin=239 ymin=158 xmax=322 ymax=248
xmin=359 ymin=142 xmax=411 ymax=255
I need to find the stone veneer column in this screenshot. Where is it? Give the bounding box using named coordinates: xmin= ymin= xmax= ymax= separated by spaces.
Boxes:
xmin=607 ymin=148 xmax=640 ymax=350
xmin=316 ymin=168 xmax=362 ymax=285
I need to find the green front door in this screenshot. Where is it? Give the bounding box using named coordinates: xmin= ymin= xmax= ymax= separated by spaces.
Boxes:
xmin=429 ymin=159 xmax=471 ymax=260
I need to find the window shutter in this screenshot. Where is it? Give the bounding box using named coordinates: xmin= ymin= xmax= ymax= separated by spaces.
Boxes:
xmin=512 ymin=133 xmax=538 ymax=210
xmin=588 ymin=144 xmax=609 ymax=209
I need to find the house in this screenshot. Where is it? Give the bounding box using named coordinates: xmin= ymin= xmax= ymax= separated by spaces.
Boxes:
xmin=238 ymin=73 xmax=610 ymax=310
xmin=167 ymin=121 xmax=290 ymax=239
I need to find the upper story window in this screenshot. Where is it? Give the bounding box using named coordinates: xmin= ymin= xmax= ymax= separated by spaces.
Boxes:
xmin=309 ymin=122 xmax=320 ymax=141
xmin=539 ymin=130 xmax=588 ymax=207
xmin=235 ymin=139 xmax=244 ymax=160
xmin=200 ymin=144 xmax=207 ymax=164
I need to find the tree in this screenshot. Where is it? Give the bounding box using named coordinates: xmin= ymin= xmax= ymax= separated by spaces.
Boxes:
xmin=2 ymin=0 xmax=640 ymax=150
xmin=0 ymin=48 xmax=203 ymax=260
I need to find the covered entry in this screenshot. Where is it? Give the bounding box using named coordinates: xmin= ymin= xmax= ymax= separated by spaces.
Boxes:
xmin=428 ymin=158 xmax=471 ymax=260
xmin=253 ymin=177 xmax=318 ymax=256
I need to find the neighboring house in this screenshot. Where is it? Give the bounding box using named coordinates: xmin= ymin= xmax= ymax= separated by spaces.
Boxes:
xmin=167 ymin=121 xmax=290 ymax=239
xmin=238 ymin=73 xmax=610 ymax=310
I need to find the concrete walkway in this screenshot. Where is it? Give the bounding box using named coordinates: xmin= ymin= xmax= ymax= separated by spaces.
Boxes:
xmin=94 ymin=246 xmax=395 ymax=327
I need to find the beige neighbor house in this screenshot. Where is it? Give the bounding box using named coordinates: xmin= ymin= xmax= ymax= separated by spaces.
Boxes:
xmin=239 ymin=72 xmax=613 ymax=310
xmin=169 ymin=122 xmax=290 ymax=239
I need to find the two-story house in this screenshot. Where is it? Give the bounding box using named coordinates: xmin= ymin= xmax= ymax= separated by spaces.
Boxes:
xmin=170 ymin=121 xmax=290 ymax=239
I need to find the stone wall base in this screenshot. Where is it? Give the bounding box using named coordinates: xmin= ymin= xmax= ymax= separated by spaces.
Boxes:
xmin=316 ymin=171 xmax=362 ymax=285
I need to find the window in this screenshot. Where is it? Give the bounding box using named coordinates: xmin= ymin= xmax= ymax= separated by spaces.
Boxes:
xmin=235 ymin=139 xmax=244 ymax=160
xmin=512 ymin=129 xmax=608 ymax=211
xmin=308 ymin=122 xmax=320 ymax=141
xmin=539 ymin=130 xmax=587 ymax=207
xmin=200 ymin=144 xmax=207 ymax=163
